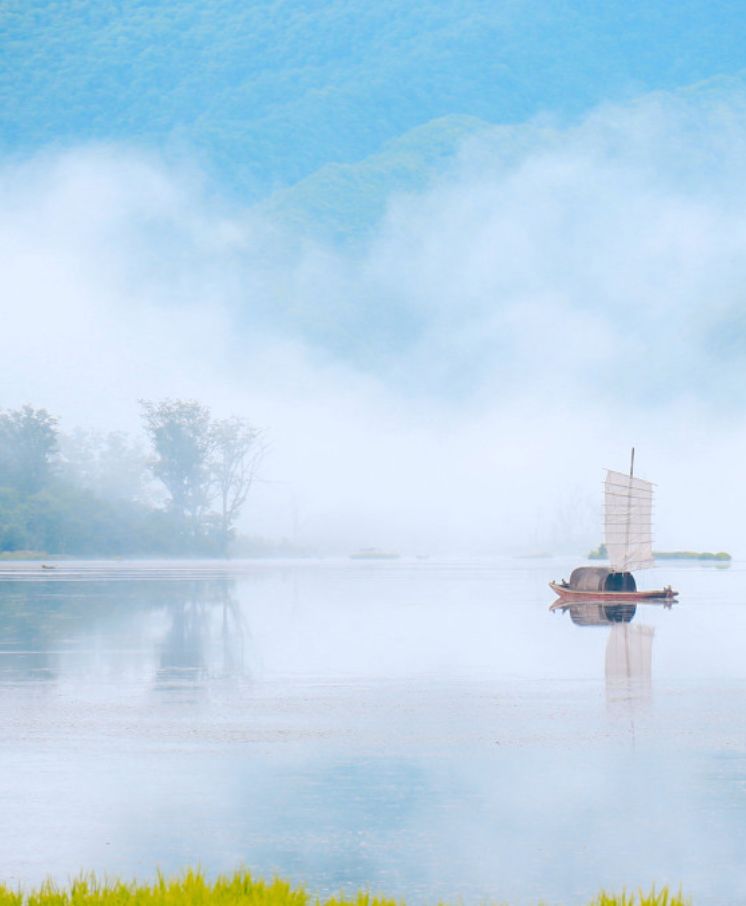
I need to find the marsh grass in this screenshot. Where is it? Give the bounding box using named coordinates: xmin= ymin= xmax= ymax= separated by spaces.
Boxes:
xmin=0 ymin=871 xmax=689 ymax=906
xmin=588 ymin=889 xmax=688 ymax=906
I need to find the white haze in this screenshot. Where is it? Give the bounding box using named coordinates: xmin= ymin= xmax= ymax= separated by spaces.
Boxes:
xmin=2 ymin=85 xmax=746 ymax=555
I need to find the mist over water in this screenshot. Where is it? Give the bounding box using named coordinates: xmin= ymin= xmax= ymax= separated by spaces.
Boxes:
xmin=0 ymin=559 xmax=744 ymax=905
xmin=3 ymin=83 xmax=746 ymax=554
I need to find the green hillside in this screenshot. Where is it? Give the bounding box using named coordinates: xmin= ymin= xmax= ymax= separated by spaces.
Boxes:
xmin=261 ymin=114 xmax=491 ymax=240
xmin=3 ymin=0 xmax=746 ymax=199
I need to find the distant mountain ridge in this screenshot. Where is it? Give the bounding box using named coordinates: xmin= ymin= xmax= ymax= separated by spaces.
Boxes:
xmin=262 ymin=71 xmax=746 ymax=239
xmin=260 ymin=114 xmax=492 ymax=240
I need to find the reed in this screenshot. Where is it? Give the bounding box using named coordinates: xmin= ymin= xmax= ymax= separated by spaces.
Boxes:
xmin=588 ymin=889 xmax=688 ymax=906
xmin=0 ymin=870 xmax=689 ymax=906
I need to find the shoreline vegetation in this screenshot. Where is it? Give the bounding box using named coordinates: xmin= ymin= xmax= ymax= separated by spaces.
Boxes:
xmin=0 ymin=400 xmax=308 ymax=559
xmin=588 ymin=544 xmax=731 ymax=562
xmin=0 ymin=870 xmax=689 ymax=906
xmin=0 ymin=544 xmax=313 ymax=561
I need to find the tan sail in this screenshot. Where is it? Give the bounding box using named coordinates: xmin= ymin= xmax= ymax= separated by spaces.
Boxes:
xmin=604 ymin=469 xmax=654 ymax=572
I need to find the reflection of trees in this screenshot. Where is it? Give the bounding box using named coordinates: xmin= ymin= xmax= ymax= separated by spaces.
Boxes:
xmin=155 ymin=579 xmax=246 ymax=688
xmin=0 ymin=584 xmax=58 ymax=681
xmin=156 ymin=582 xmax=211 ymax=685
xmin=0 ymin=579 xmax=183 ymax=683
xmin=0 ymin=576 xmax=247 ymax=686
xmin=220 ymin=582 xmax=246 ymax=677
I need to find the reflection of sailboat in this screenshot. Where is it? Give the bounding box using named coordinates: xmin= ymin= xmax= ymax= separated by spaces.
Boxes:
xmin=551 ymin=597 xmax=668 ymax=702
xmin=551 ymin=600 xmax=637 ymax=626
xmin=550 ymin=448 xmax=677 ymax=602
xmin=550 ymin=597 xmax=672 ymax=622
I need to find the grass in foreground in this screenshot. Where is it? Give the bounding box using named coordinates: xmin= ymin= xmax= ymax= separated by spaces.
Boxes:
xmin=588 ymin=891 xmax=688 ymax=906
xmin=0 ymin=871 xmax=690 ymax=906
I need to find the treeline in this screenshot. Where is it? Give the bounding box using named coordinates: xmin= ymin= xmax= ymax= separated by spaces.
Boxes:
xmin=0 ymin=400 xmax=263 ymax=557
xmin=588 ymin=543 xmax=731 ymax=562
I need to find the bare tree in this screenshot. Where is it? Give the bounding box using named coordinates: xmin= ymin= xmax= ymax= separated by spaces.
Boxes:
xmin=210 ymin=416 xmax=264 ymax=552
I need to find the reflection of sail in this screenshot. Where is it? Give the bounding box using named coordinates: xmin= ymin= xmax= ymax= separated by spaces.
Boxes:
xmin=604 ymin=469 xmax=655 ymax=572
xmin=551 ymin=596 xmax=667 ymax=710
xmin=605 ymin=624 xmax=654 ymax=683
xmin=605 ymin=623 xmax=655 ymax=713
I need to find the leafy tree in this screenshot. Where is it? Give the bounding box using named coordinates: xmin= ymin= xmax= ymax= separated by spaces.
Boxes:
xmin=99 ymin=431 xmax=150 ymax=503
xmin=140 ymin=399 xmax=214 ymax=531
xmin=60 ymin=429 xmax=150 ymax=503
xmin=0 ymin=405 xmax=58 ymax=494
xmin=0 ymin=487 xmax=29 ymax=551
xmin=140 ymin=400 xmax=263 ymax=551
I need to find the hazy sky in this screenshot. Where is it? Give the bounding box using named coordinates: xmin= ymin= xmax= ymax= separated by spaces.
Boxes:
xmin=2 ymin=11 xmax=746 ymax=554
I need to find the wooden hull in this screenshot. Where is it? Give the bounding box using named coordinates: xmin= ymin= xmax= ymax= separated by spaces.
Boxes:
xmin=549 ymin=581 xmax=676 ymax=602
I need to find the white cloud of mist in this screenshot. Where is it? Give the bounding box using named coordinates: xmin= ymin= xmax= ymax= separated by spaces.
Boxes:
xmin=3 ymin=84 xmax=746 ymax=555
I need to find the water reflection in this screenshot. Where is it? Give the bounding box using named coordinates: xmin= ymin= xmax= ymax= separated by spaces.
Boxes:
xmin=0 ymin=577 xmax=246 ymax=687
xmin=562 ymin=601 xmax=638 ymax=626
xmin=2 ymin=563 xmax=746 ymax=905
xmin=550 ymin=597 xmax=673 ymax=706
xmin=155 ymin=581 xmax=246 ymax=688
xmin=605 ymin=623 xmax=655 ymax=693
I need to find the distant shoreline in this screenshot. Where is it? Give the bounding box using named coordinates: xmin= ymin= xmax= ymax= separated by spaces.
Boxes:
xmin=588 ymin=544 xmax=731 ymax=562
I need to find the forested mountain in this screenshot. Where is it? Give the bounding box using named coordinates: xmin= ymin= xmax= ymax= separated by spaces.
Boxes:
xmin=3 ymin=0 xmax=745 ymax=200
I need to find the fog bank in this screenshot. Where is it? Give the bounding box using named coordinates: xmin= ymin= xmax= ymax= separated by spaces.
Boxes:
xmin=2 ymin=85 xmax=746 ymax=554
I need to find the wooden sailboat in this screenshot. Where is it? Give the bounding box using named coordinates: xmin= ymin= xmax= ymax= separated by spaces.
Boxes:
xmin=549 ymin=449 xmax=677 ymax=602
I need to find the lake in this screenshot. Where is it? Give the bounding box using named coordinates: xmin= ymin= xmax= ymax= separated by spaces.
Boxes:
xmin=0 ymin=558 xmax=744 ymax=905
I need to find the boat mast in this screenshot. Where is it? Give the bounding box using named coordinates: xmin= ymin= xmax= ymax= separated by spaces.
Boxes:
xmin=624 ymin=446 xmax=635 ymax=572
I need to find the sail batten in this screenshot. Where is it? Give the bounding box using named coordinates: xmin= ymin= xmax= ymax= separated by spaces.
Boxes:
xmin=604 ymin=468 xmax=655 ymax=572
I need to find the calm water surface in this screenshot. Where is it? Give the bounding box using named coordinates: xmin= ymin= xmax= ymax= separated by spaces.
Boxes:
xmin=0 ymin=558 xmax=745 ymax=905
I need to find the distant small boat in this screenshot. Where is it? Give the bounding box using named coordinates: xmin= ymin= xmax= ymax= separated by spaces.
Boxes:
xmin=349 ymin=548 xmax=400 ymax=560
xmin=550 ymin=449 xmax=677 ymax=603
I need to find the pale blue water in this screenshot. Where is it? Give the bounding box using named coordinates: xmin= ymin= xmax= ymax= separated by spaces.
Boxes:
xmin=0 ymin=558 xmax=744 ymax=905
